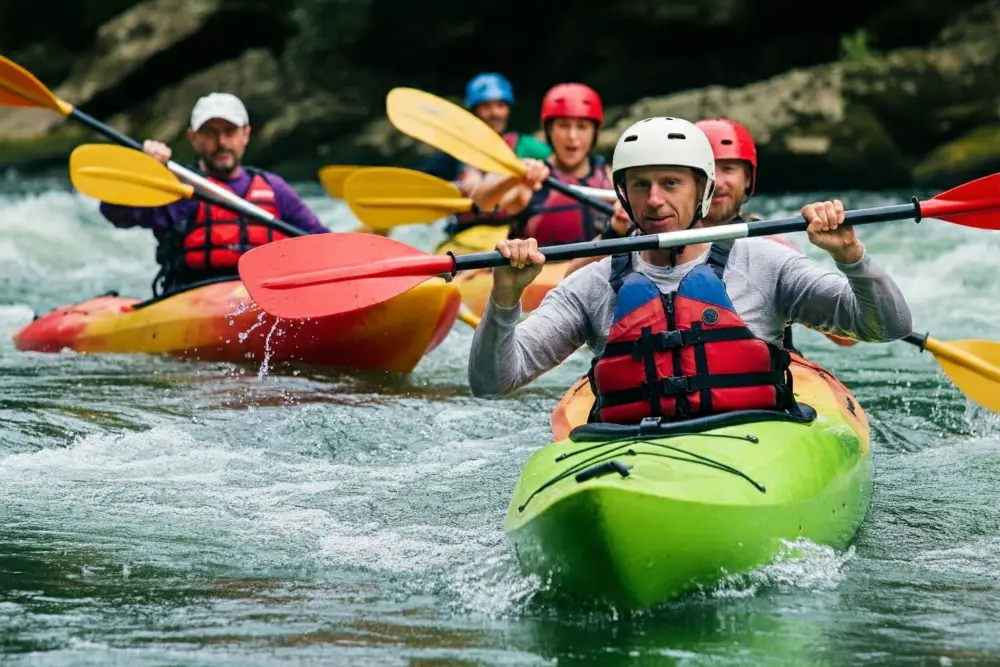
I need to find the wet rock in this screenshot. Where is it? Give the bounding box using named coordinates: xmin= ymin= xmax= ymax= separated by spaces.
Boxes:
xmin=913 ymin=124 xmax=1000 ymax=187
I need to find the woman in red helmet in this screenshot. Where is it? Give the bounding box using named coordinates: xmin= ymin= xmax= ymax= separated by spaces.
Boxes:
xmin=469 ymin=82 xmax=630 ymax=245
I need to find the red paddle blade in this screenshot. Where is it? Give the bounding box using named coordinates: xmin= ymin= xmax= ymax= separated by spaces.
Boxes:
xmin=921 ymin=173 xmax=1000 ymax=229
xmin=237 ymin=233 xmax=454 ymax=319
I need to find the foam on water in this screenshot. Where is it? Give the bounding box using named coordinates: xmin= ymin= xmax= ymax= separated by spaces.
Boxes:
xmin=0 ymin=188 xmax=154 ymax=308
xmin=711 ymin=539 xmax=857 ymax=599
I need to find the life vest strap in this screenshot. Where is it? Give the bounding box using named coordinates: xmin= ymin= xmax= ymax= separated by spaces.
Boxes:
xmin=596 ymin=369 xmax=790 ymax=409
xmin=608 ymin=241 xmax=731 ymax=294
xmin=601 ymin=324 xmax=757 ymax=360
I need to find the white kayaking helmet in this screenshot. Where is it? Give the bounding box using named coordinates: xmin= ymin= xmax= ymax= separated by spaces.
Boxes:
xmin=611 ymin=117 xmax=717 ymax=223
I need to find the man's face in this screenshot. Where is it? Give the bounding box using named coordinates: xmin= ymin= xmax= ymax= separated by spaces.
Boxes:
xmin=187 ymin=118 xmax=251 ymax=175
xmin=624 ymin=166 xmax=702 ymax=235
xmin=708 ymin=159 xmax=751 ymax=223
xmin=473 ymin=100 xmax=511 ymax=133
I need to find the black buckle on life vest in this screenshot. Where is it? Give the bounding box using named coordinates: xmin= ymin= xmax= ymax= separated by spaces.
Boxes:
xmin=630 ymin=331 xmax=684 ymax=360
xmin=645 ymin=376 xmax=691 ymax=398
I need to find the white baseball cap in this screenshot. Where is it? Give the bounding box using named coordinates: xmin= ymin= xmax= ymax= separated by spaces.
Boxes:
xmin=190 ymin=92 xmax=249 ymax=130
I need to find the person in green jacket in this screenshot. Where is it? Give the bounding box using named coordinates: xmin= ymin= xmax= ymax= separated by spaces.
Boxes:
xmin=418 ymin=73 xmax=550 ymax=234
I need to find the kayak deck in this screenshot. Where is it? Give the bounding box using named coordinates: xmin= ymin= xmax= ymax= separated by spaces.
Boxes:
xmin=12 ymin=278 xmax=461 ymax=375
xmin=505 ymin=355 xmax=873 ymax=608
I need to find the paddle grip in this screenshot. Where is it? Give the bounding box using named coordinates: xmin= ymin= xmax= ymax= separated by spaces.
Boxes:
xmin=451 ymin=234 xmax=661 ymax=271
xmin=69 ymin=107 xmax=291 ymax=228
xmin=450 ymin=198 xmax=928 ymax=272
xmin=545 ymin=177 xmax=616 ymax=216
xmin=747 ymin=200 xmax=922 ymax=237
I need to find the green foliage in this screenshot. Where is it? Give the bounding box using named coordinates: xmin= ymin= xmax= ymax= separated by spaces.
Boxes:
xmin=839 ymin=28 xmax=877 ymax=64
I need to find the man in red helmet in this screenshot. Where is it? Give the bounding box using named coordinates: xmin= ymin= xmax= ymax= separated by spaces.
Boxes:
xmin=696 ymin=118 xmax=759 ymax=227
xmin=697 ymin=117 xmax=857 ymax=349
xmin=470 ymin=82 xmax=630 ymax=244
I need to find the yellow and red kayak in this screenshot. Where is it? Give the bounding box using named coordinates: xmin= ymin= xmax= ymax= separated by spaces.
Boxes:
xmin=12 ymin=277 xmax=461 ymax=375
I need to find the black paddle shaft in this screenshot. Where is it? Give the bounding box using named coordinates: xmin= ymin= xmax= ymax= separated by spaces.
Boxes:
xmin=451 ymin=198 xmax=923 ymax=272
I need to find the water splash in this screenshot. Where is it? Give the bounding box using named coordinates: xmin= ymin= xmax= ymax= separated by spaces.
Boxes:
xmin=236 ymin=311 xmax=269 ymax=344
xmin=709 ymin=538 xmax=856 ymax=599
xmin=225 ymin=295 xmax=254 ymax=319
xmin=448 ymin=539 xmax=543 ymax=619
xmin=257 ymin=319 xmax=284 ymax=379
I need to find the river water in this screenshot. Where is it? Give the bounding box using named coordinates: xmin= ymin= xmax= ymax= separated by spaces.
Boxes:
xmin=2 ymin=174 xmax=999 ymax=666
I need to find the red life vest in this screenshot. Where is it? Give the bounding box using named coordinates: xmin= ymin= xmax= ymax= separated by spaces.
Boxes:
xmin=517 ymin=156 xmax=613 ymax=245
xmin=182 ymin=171 xmax=289 ymax=272
xmin=588 ymin=243 xmax=794 ymax=424
xmin=452 ymin=133 xmax=521 ymax=228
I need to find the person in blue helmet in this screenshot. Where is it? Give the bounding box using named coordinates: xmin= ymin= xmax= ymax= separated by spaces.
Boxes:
xmin=418 ymin=73 xmax=552 ymax=235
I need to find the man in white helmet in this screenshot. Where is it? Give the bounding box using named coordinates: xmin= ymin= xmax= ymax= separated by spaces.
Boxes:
xmin=467 ymin=116 xmax=912 ymax=422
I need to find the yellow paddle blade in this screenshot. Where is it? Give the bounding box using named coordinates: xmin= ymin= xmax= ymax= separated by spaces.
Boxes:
xmin=386 ymin=87 xmax=525 ymax=178
xmin=343 ymin=167 xmax=473 ymax=229
xmin=435 ymin=224 xmax=511 ymax=256
xmin=350 ymin=223 xmax=392 ymax=236
xmin=69 ymin=144 xmax=194 ymax=206
xmin=924 ymin=337 xmax=1000 ymax=413
xmin=457 ymin=304 xmax=482 ymax=328
xmin=318 ymin=165 xmax=364 ymax=199
xmin=0 ymin=55 xmax=73 ymax=114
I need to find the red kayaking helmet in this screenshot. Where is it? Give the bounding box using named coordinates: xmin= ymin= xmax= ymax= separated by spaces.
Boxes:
xmin=696 ymin=118 xmax=757 ymax=195
xmin=540 ymin=83 xmax=604 ymax=125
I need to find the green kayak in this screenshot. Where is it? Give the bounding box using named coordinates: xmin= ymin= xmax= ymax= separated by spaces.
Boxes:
xmin=504 ymin=353 xmax=873 ymax=609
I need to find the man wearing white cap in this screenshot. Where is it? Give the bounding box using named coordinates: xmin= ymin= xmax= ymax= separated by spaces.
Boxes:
xmin=99 ymin=92 xmax=328 ymax=295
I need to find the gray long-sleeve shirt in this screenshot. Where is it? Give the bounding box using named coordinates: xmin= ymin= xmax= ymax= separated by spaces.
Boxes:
xmin=468 ymin=238 xmax=913 ymax=397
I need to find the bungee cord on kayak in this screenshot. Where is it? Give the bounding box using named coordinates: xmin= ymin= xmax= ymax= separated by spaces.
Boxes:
xmin=552 ymin=430 xmax=761 ymax=462
xmin=517 ymin=435 xmax=769 ymax=513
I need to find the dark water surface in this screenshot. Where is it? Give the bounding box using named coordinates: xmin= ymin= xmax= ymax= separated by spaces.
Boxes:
xmin=2 ymin=177 xmax=1000 ymax=666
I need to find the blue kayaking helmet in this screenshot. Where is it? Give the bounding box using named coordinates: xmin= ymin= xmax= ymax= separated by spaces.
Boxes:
xmin=464 ymin=73 xmax=514 ymax=109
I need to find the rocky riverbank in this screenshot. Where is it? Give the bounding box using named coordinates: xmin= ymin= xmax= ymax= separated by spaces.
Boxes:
xmin=0 ymin=0 xmax=997 ymax=191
